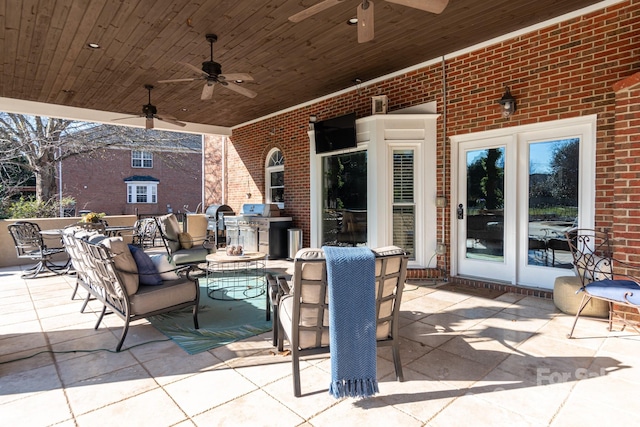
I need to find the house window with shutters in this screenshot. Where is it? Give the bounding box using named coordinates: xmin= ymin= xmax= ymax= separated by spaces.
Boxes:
xmin=392 ymin=149 xmax=415 ymax=260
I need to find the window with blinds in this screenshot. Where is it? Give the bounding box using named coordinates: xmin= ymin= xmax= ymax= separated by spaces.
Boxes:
xmin=393 ymin=150 xmax=415 ymax=259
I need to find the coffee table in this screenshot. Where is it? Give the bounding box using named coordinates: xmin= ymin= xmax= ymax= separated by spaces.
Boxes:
xmin=204 ymin=252 xmax=267 ymax=300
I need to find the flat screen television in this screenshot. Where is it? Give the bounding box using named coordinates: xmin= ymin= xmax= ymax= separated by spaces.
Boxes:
xmin=314 ymin=112 xmax=357 ymax=154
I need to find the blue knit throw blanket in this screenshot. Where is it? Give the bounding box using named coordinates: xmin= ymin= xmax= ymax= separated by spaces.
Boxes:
xmin=322 ymin=246 xmax=379 ymax=399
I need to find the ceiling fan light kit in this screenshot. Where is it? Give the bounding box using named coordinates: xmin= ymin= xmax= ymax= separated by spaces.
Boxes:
xmin=289 ymin=0 xmax=449 ymax=43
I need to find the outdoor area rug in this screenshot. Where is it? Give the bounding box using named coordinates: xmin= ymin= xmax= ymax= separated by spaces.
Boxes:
xmin=147 ymin=279 xmax=273 ymax=355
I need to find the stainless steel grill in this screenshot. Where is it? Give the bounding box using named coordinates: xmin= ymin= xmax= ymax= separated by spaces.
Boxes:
xmin=204 ymin=204 xmax=235 ymax=248
xmin=223 ymin=203 xmax=292 ymax=259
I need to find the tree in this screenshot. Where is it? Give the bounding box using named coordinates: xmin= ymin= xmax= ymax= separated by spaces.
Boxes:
xmin=0 ymin=113 xmax=201 ymax=214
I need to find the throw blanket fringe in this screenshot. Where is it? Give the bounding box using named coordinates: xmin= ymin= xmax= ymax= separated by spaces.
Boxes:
xmin=323 ymin=246 xmax=378 ymax=399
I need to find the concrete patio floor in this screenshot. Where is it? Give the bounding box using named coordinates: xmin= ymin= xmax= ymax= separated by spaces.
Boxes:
xmin=2 ymin=261 xmax=640 ymax=427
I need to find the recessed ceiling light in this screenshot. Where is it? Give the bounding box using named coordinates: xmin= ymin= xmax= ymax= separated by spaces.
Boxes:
xmin=347 ymin=18 xmax=358 ymax=25
xmin=87 ymin=42 xmax=100 ymax=49
xmin=234 ymin=79 xmax=244 ymax=84
xmin=181 ymin=108 xmax=188 ymax=112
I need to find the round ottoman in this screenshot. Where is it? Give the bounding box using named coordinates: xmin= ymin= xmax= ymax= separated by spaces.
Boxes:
xmin=553 ymin=276 xmax=608 ymax=318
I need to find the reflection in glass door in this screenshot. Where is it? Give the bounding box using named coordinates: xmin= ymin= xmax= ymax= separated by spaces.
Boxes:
xmin=320 ymin=151 xmax=368 ymax=247
xmin=523 ymin=139 xmax=578 ymax=277
xmin=465 ymin=147 xmax=505 ymax=262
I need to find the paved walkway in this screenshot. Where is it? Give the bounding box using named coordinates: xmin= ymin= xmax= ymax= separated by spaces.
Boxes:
xmin=1 ymin=262 xmax=639 ymax=426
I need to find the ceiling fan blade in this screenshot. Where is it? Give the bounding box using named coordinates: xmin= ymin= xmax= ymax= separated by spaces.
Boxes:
xmin=385 ymin=0 xmax=449 ymax=14
xmin=357 ymin=1 xmax=375 ymax=43
xmin=180 ymin=61 xmax=210 ymax=78
xmin=289 ymin=0 xmax=345 ymax=22
xmin=219 ymin=73 xmax=254 ymax=82
xmin=222 ymin=81 xmax=257 ymax=98
xmin=156 ymin=114 xmax=187 ymax=127
xmin=145 ymin=117 xmax=154 ymax=130
xmin=157 ymin=78 xmax=198 ymax=84
xmin=112 ymin=115 xmax=141 ymax=122
xmin=201 ymin=82 xmax=215 ymax=100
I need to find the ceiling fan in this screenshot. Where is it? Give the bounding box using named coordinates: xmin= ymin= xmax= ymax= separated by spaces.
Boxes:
xmin=113 ymin=85 xmax=186 ymax=130
xmin=158 ymin=34 xmax=257 ymax=100
xmin=289 ymin=0 xmax=449 ymax=43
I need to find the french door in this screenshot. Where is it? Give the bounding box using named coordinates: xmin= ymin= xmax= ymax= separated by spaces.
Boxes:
xmin=452 ymin=118 xmax=596 ymax=289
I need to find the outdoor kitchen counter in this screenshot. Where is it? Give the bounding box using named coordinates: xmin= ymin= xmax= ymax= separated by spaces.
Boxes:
xmin=203 ymin=252 xmax=267 ymax=301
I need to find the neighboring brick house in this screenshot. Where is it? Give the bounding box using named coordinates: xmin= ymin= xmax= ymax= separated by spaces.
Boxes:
xmin=205 ymin=0 xmax=640 ymax=290
xmin=62 ymin=131 xmax=203 ymax=217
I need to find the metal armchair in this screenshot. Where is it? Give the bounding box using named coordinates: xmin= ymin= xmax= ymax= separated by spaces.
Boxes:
xmin=271 ymin=246 xmax=408 ymax=397
xmin=565 ymin=228 xmax=640 ymax=337
xmin=8 ymin=221 xmax=69 ymax=278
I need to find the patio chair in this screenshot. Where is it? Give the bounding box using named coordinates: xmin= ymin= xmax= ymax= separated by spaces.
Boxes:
xmin=129 ymin=217 xmax=158 ymax=248
xmin=155 ymin=213 xmax=211 ymax=266
xmin=8 ymin=221 xmax=69 ymax=279
xmin=272 ymin=246 xmax=408 ymax=397
xmin=565 ymin=228 xmax=640 ymax=338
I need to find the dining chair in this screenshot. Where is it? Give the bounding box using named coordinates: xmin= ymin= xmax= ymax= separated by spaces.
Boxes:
xmin=8 ymin=221 xmax=69 ymax=278
xmin=272 ymin=246 xmax=409 ymax=397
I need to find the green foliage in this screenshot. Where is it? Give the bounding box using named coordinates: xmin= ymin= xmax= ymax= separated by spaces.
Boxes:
xmin=3 ymin=196 xmax=75 ymax=219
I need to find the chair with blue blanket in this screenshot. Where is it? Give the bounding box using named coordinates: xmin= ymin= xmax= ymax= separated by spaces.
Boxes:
xmin=272 ymin=246 xmax=408 ymax=397
xmin=565 ymin=228 xmax=640 ymax=338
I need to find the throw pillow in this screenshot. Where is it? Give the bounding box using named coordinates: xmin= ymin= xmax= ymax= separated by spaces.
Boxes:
xmin=101 ymin=237 xmax=139 ymax=296
xmin=178 ymin=232 xmax=193 ymax=249
xmin=128 ymin=245 xmax=163 ymax=285
xmin=149 ymin=253 xmax=180 ymax=280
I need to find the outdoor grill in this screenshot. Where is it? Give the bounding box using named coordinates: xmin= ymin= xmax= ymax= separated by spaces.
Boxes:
xmin=223 ymin=203 xmax=292 ymax=259
xmin=204 ymin=204 xmax=235 ymax=248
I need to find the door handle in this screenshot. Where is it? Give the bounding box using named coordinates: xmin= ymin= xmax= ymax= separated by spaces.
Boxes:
xmin=457 ymin=204 xmax=464 ymax=220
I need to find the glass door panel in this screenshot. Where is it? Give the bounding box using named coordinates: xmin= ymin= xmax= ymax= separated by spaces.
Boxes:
xmin=465 ymin=147 xmax=505 ymax=262
xmin=320 ymin=151 xmax=368 ymax=246
xmin=527 ymin=139 xmax=579 ymax=269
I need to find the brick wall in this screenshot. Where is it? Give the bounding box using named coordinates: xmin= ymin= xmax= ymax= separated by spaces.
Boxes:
xmin=206 ymin=0 xmax=639 ymax=275
xmin=62 ymin=147 xmax=202 ymax=216
xmin=613 ymin=71 xmax=640 ymax=265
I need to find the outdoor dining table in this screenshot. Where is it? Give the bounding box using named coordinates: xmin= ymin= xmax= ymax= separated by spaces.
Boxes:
xmin=105 ymin=225 xmax=136 ymax=237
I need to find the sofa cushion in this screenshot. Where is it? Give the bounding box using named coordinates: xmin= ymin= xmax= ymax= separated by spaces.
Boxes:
xmin=128 ymin=245 xmax=163 ymax=286
xmin=149 ymin=253 xmax=180 ymax=280
xmin=100 ymin=237 xmax=139 ymax=296
xmin=128 ymin=278 xmax=197 ymax=315
xmin=171 ymin=246 xmax=208 ymax=265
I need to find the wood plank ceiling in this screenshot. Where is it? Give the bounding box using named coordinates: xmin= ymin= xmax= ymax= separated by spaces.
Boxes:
xmin=0 ymin=0 xmax=605 ymax=128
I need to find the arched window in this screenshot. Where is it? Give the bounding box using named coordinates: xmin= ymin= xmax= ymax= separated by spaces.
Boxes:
xmin=265 ymin=148 xmax=284 ymax=208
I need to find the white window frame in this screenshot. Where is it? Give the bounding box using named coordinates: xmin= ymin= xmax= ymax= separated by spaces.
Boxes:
xmin=265 ymin=148 xmax=285 ymax=209
xmin=132 ymin=151 xmax=153 ymax=168
xmin=310 ymin=114 xmax=438 ymax=268
xmin=391 ymin=148 xmax=416 ymax=260
xmin=126 ymin=181 xmax=158 ymax=204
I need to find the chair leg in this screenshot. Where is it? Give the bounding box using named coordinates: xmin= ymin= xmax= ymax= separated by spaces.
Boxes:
xmin=392 ymin=342 xmax=404 ymax=382
xmin=567 ymin=293 xmax=591 ymax=338
xmin=116 ymin=318 xmax=130 ymax=352
xmin=193 ymin=305 xmax=200 ymax=329
xmin=95 ymin=305 xmax=107 ymax=330
xmin=79 ymin=293 xmax=91 ymax=313
xmin=292 ymin=348 xmax=302 ymax=397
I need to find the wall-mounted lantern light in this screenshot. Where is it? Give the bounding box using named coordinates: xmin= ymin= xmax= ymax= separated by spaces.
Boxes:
xmin=498 ymin=86 xmax=517 ymax=119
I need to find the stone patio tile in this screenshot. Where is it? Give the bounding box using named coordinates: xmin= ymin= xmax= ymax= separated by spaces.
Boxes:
xmin=164 ymin=368 xmax=258 ymax=417
xmin=192 ymin=389 xmax=305 ymax=426
xmin=2 ymin=388 xmax=72 ymax=427
xmin=74 ymin=388 xmax=188 ymax=427
xmin=65 ymin=364 xmax=158 ymax=416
